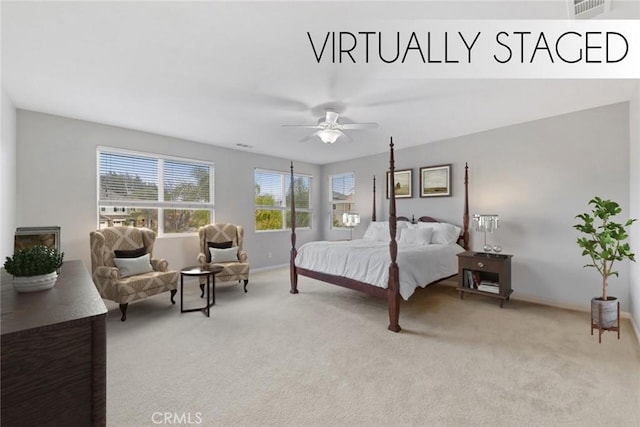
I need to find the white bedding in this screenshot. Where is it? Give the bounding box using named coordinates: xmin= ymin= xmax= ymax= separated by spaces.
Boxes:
xmin=295 ymin=239 xmax=464 ymax=300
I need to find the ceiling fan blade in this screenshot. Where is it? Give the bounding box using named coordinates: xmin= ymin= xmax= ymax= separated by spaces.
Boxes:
xmin=298 ymin=133 xmax=316 ymax=143
xmin=340 ymin=123 xmax=379 ymax=130
xmin=281 ymin=124 xmax=321 ymax=129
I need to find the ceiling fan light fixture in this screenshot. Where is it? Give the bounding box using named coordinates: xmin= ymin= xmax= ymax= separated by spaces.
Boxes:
xmin=318 ymin=129 xmax=341 ymax=144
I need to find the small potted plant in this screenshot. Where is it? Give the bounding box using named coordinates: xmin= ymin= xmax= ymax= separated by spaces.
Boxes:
xmin=574 ymin=197 xmax=636 ymax=336
xmin=3 ymin=245 xmax=64 ymax=292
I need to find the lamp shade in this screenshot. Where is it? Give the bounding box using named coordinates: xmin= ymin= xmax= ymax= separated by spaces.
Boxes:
xmin=342 ymin=213 xmax=360 ymax=227
xmin=472 ymin=214 xmax=499 ymax=232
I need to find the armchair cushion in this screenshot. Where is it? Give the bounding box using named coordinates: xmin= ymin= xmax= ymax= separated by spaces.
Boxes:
xmin=114 ymin=246 xmax=147 ymax=258
xmin=206 ymin=240 xmax=233 ymax=262
xmin=209 ymin=246 xmax=239 ymax=263
xmin=114 ymin=253 xmax=154 ymax=278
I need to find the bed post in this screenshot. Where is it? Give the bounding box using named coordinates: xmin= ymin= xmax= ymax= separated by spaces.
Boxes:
xmin=372 ymin=175 xmax=376 ymax=222
xmin=289 ymin=161 xmax=298 ymax=294
xmin=387 ymin=138 xmax=401 ymax=332
xmin=463 ymin=162 xmax=470 ymax=250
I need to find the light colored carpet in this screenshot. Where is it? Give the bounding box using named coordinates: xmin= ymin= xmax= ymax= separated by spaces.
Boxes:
xmin=105 ymin=267 xmax=640 ymax=427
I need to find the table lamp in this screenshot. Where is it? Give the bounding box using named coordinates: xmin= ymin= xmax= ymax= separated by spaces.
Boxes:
xmin=472 ymin=214 xmax=500 ymax=253
xmin=342 ymin=212 xmax=360 ymax=240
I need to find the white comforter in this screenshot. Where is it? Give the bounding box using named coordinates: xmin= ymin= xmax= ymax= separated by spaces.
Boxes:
xmin=295 ymin=239 xmax=464 ymax=300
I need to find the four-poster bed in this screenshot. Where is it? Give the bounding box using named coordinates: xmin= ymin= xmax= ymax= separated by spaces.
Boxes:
xmin=289 ymin=138 xmax=470 ymax=332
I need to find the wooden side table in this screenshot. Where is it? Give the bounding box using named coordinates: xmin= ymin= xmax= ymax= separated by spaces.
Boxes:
xmin=180 ymin=265 xmax=223 ymax=317
xmin=457 ymin=251 xmax=513 ymax=307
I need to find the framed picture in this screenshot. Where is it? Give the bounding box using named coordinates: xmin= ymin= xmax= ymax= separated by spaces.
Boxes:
xmin=420 ymin=164 xmax=451 ymax=197
xmin=386 ymin=169 xmax=412 ymax=199
xmin=14 ymin=226 xmax=61 ymax=253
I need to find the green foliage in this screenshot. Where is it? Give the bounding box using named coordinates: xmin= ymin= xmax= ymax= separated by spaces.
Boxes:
xmin=256 ymin=209 xmax=283 ymax=230
xmin=4 ymin=245 xmax=64 ymax=277
xmin=256 ymin=181 xmax=311 ymax=230
xmin=574 ymin=196 xmax=637 ymax=299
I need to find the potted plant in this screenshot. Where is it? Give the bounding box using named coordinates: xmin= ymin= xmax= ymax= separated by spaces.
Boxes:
xmin=3 ymin=245 xmax=64 ymax=292
xmin=574 ymin=197 xmax=636 ymax=334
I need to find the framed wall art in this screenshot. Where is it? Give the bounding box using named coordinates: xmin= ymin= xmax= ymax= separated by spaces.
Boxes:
xmin=420 ymin=164 xmax=451 ymax=197
xmin=386 ymin=169 xmax=412 ymax=199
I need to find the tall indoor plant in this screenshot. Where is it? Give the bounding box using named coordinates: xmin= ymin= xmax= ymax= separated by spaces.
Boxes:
xmin=574 ymin=197 xmax=636 ymax=331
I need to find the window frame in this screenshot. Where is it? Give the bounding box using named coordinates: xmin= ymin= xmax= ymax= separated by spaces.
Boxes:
xmin=254 ymin=167 xmax=312 ymax=232
xmin=97 ymin=147 xmax=214 ymax=237
xmin=329 ymin=172 xmax=356 ymax=230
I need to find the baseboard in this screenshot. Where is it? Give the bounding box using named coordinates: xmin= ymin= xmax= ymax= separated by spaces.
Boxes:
xmin=631 ymin=315 xmax=640 ymax=345
xmin=251 ymin=263 xmax=288 ymax=273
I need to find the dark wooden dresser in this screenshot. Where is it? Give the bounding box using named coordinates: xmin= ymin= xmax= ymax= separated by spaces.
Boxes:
xmin=1 ymin=260 xmax=107 ymax=426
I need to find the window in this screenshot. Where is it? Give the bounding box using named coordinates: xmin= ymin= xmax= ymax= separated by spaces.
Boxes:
xmin=255 ymin=168 xmax=311 ymax=231
xmin=330 ymin=172 xmax=356 ymax=228
xmin=98 ymin=148 xmax=214 ymax=236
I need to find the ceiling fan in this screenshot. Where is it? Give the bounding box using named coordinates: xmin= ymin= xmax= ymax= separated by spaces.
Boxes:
xmin=281 ymin=110 xmax=378 ymax=144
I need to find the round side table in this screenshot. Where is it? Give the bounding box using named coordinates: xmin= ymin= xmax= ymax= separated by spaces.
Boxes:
xmin=180 ymin=265 xmax=223 ymax=317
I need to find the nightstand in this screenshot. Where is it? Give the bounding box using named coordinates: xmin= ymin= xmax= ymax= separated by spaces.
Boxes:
xmin=457 ymin=251 xmax=513 ymax=307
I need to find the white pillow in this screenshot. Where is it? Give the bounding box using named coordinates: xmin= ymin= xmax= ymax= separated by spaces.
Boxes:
xmin=374 ymin=227 xmax=391 ymax=242
xmin=114 ymin=253 xmax=153 ymax=278
xmin=209 ymin=246 xmax=239 ymax=263
xmin=418 ymin=222 xmax=461 ymax=244
xmin=363 ymin=221 xmax=390 ymax=240
xmin=398 ymin=227 xmax=433 ymax=245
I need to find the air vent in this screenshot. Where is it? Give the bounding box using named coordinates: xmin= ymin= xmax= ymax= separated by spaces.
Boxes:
xmin=569 ymin=0 xmax=611 ymax=19
xmin=236 ymin=143 xmax=254 ymax=149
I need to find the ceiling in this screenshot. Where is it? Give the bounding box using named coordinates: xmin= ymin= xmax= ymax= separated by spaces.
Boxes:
xmin=2 ymin=1 xmax=639 ymax=165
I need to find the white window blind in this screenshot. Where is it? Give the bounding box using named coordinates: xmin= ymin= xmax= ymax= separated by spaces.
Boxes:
xmin=98 ymin=148 xmax=214 ymax=236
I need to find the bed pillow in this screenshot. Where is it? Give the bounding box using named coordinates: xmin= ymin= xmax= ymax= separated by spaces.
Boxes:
xmin=363 ymin=221 xmax=386 ymax=240
xmin=417 ymin=222 xmax=461 ymax=244
xmin=374 ymin=227 xmax=391 ymax=242
xmin=114 ymin=246 xmax=146 ymax=258
xmin=114 ymin=253 xmax=154 ymax=278
xmin=209 ymin=246 xmax=239 ymax=263
xmin=206 ymin=241 xmax=233 ymax=262
xmin=398 ymin=227 xmax=433 ymax=245
xmin=364 ymin=221 xmax=409 ymax=241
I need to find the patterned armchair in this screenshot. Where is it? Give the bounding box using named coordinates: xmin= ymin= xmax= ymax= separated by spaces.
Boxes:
xmin=89 ymin=226 xmax=178 ymax=321
xmin=197 ymin=223 xmax=250 ymax=293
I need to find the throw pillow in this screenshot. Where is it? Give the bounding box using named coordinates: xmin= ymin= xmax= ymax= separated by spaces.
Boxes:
xmin=114 ymin=253 xmax=154 ymax=278
xmin=206 ymin=241 xmax=233 ymax=263
xmin=114 ymin=246 xmax=146 ymax=258
xmin=209 ymin=246 xmax=239 ymax=263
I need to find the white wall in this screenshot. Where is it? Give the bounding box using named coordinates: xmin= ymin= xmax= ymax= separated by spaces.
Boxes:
xmin=322 ymin=103 xmax=632 ymax=312
xmin=16 ymin=110 xmax=322 ymax=272
xmin=629 ymin=83 xmax=640 ymax=337
xmin=1 ymin=90 xmax=17 ymax=261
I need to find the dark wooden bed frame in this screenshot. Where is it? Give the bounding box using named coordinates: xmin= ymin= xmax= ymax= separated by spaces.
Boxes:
xmin=289 ymin=138 xmax=470 ymax=332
